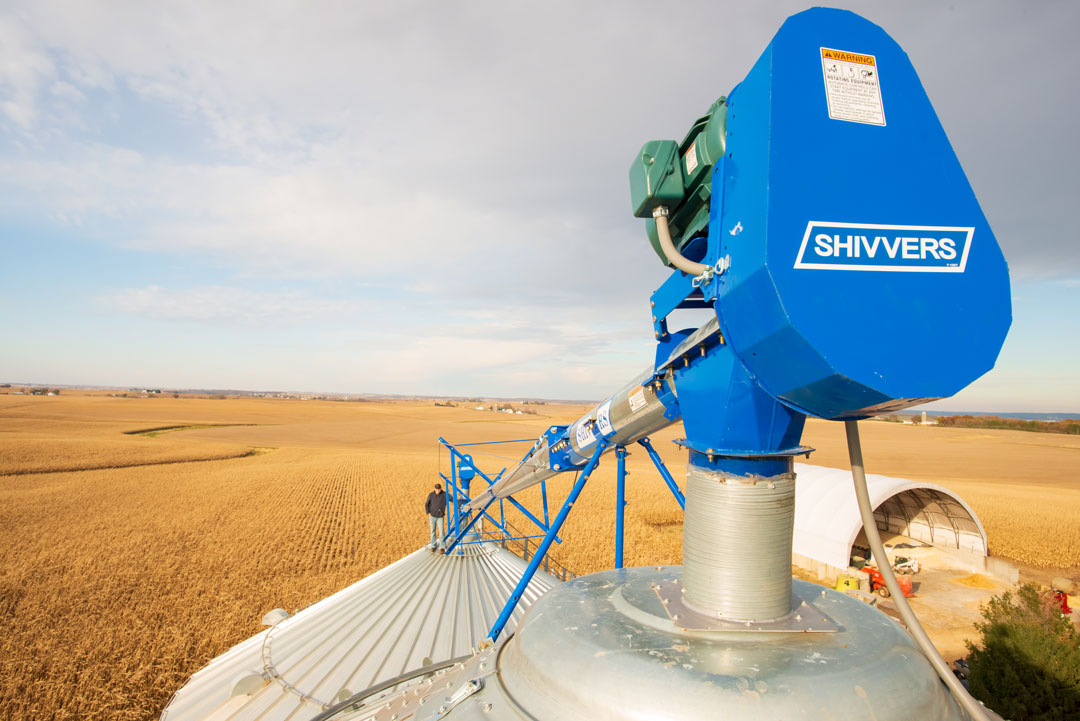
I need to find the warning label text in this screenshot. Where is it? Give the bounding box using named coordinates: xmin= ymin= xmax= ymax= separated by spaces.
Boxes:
xmin=820 ymin=46 xmax=885 ymax=126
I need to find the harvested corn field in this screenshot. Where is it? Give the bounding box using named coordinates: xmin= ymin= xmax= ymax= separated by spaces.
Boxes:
xmin=0 ymin=392 xmax=1077 ymax=719
xmin=0 ymin=446 xmax=434 ymax=720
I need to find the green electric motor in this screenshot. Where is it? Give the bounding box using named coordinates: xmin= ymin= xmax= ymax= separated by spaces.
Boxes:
xmin=629 ymin=97 xmax=727 ymax=266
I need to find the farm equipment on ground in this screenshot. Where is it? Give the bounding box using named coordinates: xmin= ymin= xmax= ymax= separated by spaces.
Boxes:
xmin=863 ymin=565 xmax=916 ymax=598
xmin=1053 ymin=588 xmax=1073 ymax=616
xmin=894 ymin=556 xmax=920 ymax=575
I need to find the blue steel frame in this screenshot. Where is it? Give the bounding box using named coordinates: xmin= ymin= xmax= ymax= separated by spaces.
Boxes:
xmin=650 ymin=268 xmax=713 ymax=342
xmin=637 ymin=437 xmax=686 ymax=509
xmin=436 ymin=433 xmax=684 ymax=642
xmin=487 ymin=441 xmax=609 ymax=643
xmin=615 ymin=446 xmax=627 ymax=569
xmin=611 ymin=439 xmax=685 ymax=570
xmin=438 ymin=437 xmax=557 ymax=555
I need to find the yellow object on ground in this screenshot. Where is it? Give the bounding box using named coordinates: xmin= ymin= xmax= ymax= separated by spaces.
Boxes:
xmin=953 ymin=573 xmax=997 ymax=589
xmin=835 ymin=574 xmax=861 ymax=591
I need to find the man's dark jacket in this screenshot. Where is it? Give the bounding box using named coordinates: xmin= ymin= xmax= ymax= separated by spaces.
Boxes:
xmin=425 ymin=490 xmax=447 ymax=518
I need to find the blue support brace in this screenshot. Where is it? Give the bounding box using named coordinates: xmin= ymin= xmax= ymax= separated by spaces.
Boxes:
xmin=541 ymin=480 xmax=550 ymax=527
xmin=466 ymin=460 xmax=560 ymax=543
xmin=450 ymin=456 xmax=459 ymax=536
xmin=615 ymin=446 xmax=627 ymax=569
xmin=638 ymin=437 xmax=685 ymax=510
xmin=486 ymin=441 xmax=608 ymax=643
xmin=456 ymin=471 xmax=471 ymax=541
xmin=443 ymin=495 xmax=496 ymax=555
xmin=436 ymin=436 xmax=565 ymax=558
xmin=505 ymin=494 xmax=560 ymax=543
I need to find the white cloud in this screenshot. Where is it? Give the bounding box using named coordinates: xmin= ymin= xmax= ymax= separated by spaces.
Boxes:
xmin=4 ymin=0 xmax=1073 ymax=291
xmin=318 ymin=323 xmax=652 ymax=399
xmin=2 ymin=1 xmax=1077 ymax=403
xmin=96 ymin=285 xmax=370 ymax=325
xmin=48 ymin=80 xmax=84 ymax=104
xmin=0 ymin=142 xmax=665 ymax=323
xmin=0 ymin=15 xmax=55 ymax=129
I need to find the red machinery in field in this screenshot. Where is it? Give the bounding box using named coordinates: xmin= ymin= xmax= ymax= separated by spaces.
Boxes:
xmin=1053 ymin=589 xmax=1073 ymax=616
xmin=863 ymin=565 xmax=915 ymax=598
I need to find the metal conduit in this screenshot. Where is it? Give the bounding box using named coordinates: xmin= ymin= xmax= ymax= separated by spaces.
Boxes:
xmin=682 ymin=467 xmax=796 ymax=622
xmin=652 ymin=206 xmax=710 ymax=276
xmin=846 ymin=420 xmax=991 ymax=721
xmin=311 ymin=655 xmax=471 ymax=721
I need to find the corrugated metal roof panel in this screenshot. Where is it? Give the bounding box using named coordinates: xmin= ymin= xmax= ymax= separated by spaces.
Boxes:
xmin=162 ymin=542 xmax=558 ymax=721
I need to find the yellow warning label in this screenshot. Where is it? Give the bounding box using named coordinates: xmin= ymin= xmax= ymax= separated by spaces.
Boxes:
xmin=820 ymin=46 xmax=885 ymax=125
xmin=821 ymin=48 xmax=875 ymax=66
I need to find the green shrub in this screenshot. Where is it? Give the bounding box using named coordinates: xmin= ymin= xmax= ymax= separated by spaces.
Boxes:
xmin=936 ymin=415 xmax=1080 ymax=435
xmin=966 ymin=583 xmax=1080 ymax=720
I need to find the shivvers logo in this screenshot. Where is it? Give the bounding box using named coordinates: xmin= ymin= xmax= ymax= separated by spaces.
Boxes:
xmin=794 ymin=222 xmax=974 ymax=272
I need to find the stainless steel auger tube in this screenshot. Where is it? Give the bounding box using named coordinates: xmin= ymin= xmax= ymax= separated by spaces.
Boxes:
xmin=682 ymin=466 xmax=796 ymax=621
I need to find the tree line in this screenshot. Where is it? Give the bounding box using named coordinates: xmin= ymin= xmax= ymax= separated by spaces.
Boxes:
xmin=936 ymin=415 xmax=1080 ymax=435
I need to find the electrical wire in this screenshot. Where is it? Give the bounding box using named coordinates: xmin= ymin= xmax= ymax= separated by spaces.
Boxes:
xmin=845 ymin=420 xmax=991 ymax=721
xmin=311 ymin=654 xmax=471 ymax=721
xmin=653 ymin=206 xmax=711 ymax=276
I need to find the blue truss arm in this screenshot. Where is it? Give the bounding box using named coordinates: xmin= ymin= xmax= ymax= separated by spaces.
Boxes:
xmin=467 ymin=472 xmax=561 ymax=543
xmin=486 ymin=441 xmax=608 ymax=643
xmin=541 ymin=480 xmax=549 ymax=527
xmin=439 ymin=439 xmax=558 ymax=542
xmin=638 ymin=437 xmax=685 ymax=509
xmin=615 ymin=445 xmax=627 ymax=569
xmin=443 ymin=495 xmax=497 ymax=555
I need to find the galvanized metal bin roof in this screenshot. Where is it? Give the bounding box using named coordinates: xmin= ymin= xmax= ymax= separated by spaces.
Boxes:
xmin=161 ymin=541 xmax=557 ymax=721
xmin=793 ymin=463 xmax=987 ymax=570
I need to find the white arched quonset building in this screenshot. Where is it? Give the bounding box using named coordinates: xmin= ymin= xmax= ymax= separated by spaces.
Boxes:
xmin=791 ymin=463 xmax=1005 ymax=580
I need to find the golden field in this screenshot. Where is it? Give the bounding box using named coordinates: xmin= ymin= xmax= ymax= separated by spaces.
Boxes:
xmin=1 ymin=392 xmax=1078 ymax=720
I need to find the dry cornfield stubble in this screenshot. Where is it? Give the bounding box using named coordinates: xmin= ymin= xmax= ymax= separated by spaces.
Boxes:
xmin=797 ymin=418 xmax=1080 ymax=571
xmin=0 ymin=393 xmax=1077 ymax=720
xmin=940 ymin=482 xmax=1080 ymax=569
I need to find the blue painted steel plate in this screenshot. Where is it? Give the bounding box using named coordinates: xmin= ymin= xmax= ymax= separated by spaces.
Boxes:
xmin=710 ymin=8 xmax=1011 ymax=420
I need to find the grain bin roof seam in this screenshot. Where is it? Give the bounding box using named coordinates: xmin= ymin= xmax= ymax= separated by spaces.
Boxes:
xmin=161 ymin=542 xmax=559 ymax=721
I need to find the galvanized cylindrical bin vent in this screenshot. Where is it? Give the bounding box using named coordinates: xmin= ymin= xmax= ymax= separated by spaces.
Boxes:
xmin=682 ymin=466 xmax=796 ymax=621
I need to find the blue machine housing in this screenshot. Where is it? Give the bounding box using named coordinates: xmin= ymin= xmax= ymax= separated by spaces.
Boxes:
xmin=458 ymin=454 xmax=476 ymax=482
xmin=699 ymin=8 xmax=1011 ymax=421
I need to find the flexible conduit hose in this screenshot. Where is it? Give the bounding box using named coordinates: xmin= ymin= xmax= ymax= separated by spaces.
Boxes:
xmin=653 ymin=206 xmax=711 ymax=276
xmin=310 ymin=655 xmax=471 ymax=721
xmin=845 ymin=420 xmax=990 ymax=721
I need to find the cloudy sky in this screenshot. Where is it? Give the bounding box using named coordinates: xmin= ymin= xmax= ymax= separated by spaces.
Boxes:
xmin=2 ymin=1 xmax=1077 ymax=411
